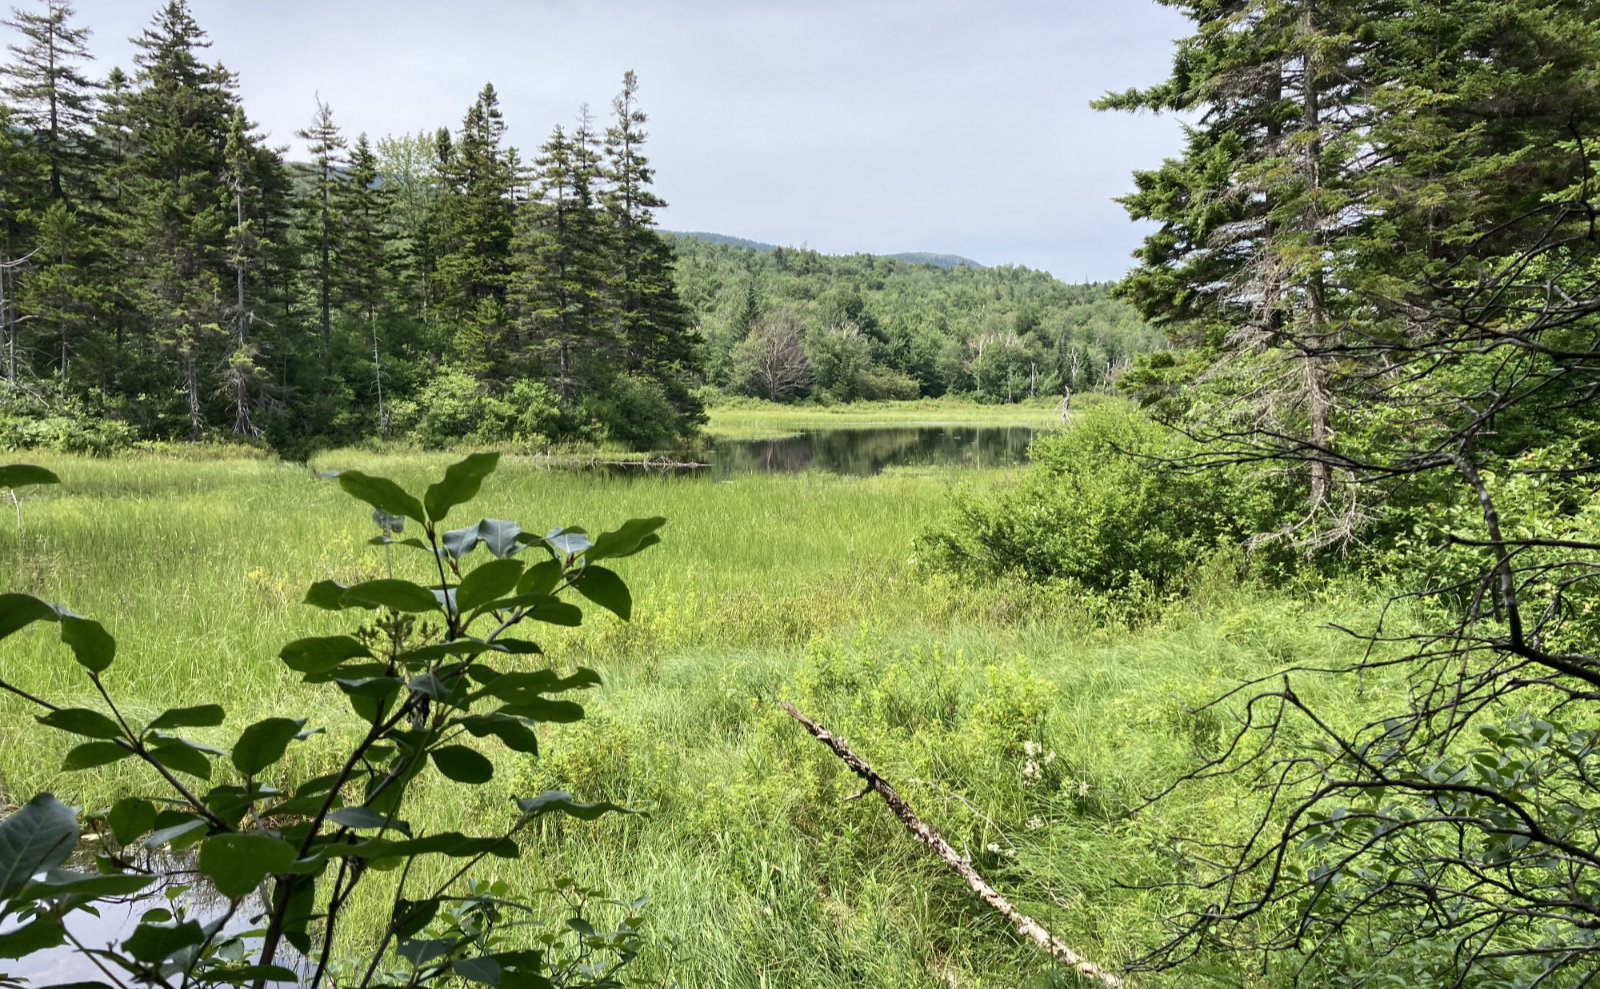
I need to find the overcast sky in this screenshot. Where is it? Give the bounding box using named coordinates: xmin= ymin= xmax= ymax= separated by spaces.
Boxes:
xmin=57 ymin=0 xmax=1190 ymax=282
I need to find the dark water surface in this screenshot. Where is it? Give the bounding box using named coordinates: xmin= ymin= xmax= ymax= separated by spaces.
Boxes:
xmin=708 ymin=425 xmax=1035 ymax=478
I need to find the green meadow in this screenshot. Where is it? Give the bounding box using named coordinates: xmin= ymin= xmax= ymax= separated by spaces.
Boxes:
xmin=0 ymin=449 xmax=1396 ymax=987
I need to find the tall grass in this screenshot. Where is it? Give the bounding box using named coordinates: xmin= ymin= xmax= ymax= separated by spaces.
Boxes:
xmin=0 ymin=451 xmax=1400 ymax=986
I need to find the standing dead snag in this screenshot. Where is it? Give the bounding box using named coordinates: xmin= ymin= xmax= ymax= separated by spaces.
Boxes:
xmin=780 ymin=701 xmax=1124 ymax=988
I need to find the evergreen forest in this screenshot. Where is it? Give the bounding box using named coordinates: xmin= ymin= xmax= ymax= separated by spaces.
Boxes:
xmin=0 ymin=0 xmax=1157 ymax=460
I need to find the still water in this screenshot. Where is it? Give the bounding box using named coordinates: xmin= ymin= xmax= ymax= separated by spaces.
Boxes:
xmin=706 ymin=425 xmax=1035 ymax=478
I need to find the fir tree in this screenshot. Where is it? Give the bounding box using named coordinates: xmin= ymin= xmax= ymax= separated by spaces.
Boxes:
xmin=2 ymin=0 xmax=96 ymax=203
xmin=116 ymin=0 xmax=236 ymax=438
xmin=436 ymin=83 xmax=514 ymax=374
xmin=511 ymin=117 xmax=610 ymax=404
xmin=601 ymin=71 xmax=703 ymax=430
xmin=295 ymin=96 xmax=345 ymax=376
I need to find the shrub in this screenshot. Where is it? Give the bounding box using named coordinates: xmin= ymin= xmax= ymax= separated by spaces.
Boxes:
xmin=919 ymin=401 xmax=1292 ymax=594
xmin=389 ymin=371 xmax=561 ymax=449
xmin=0 ymin=390 xmax=137 ymax=455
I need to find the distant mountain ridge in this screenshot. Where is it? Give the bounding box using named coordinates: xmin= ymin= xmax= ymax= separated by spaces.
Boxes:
xmin=664 ymin=230 xmax=985 ymax=269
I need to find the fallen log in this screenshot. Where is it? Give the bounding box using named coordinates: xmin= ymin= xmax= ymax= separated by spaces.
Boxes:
xmin=780 ymin=700 xmax=1123 ymax=988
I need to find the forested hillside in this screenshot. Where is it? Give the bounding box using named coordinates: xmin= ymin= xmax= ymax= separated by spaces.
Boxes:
xmin=670 ymin=235 xmax=1161 ymax=403
xmin=0 ymin=1 xmax=702 ymax=455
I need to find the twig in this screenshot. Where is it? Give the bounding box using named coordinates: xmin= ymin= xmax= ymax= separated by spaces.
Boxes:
xmin=780 ymin=701 xmax=1124 ymax=987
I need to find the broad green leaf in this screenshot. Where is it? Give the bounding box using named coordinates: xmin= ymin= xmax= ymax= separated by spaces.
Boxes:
xmin=329 ymin=806 xmax=409 ymax=833
xmin=442 ymin=524 xmax=480 ymax=560
xmin=424 ymin=453 xmax=500 ymax=523
xmin=279 ymin=636 xmax=372 ymax=674
xmin=453 ymin=958 xmax=502 ymax=986
xmin=277 ymin=874 xmax=317 ymax=955
xmin=515 ymin=558 xmax=563 ymax=597
xmin=342 ymin=579 xmax=440 ymax=613
xmin=0 ymin=793 xmax=80 ymax=900
xmin=63 ymin=740 xmax=134 ymax=771
xmin=146 ymin=705 xmax=226 ymax=732
xmin=342 ymin=832 xmax=518 ymax=862
xmin=575 ymin=566 xmax=631 ymax=621
xmin=0 ymin=914 xmax=65 ymax=960
xmin=394 ymin=640 xmax=498 ymax=664
xmin=336 ymin=470 xmax=426 ymax=524
xmin=0 ymin=464 xmax=59 ymax=489
xmin=232 ymin=718 xmax=307 ymax=775
xmin=122 ymin=919 xmax=205 ymax=964
xmin=11 ymin=869 xmax=155 ymax=905
xmin=431 ymin=746 xmax=493 ymax=783
xmin=107 ymin=797 xmax=157 ymax=845
xmin=59 ymin=616 xmax=114 ymax=673
xmin=407 ymin=672 xmax=467 ymax=705
xmin=143 ymin=816 xmax=207 ymax=849
xmin=458 ymin=558 xmax=525 ymax=612
xmin=196 ymin=965 xmax=301 ymax=985
xmin=335 ymin=676 xmax=403 ymax=726
xmin=398 ymin=938 xmax=452 ymax=966
xmin=499 ymin=698 xmax=584 ymax=723
xmin=472 ymin=668 xmax=600 ymax=701
xmin=150 ymin=739 xmax=212 ymax=780
xmin=391 ymin=897 xmax=440 ymax=940
xmin=303 ymin=580 xmax=349 ymax=611
xmin=0 ymin=592 xmax=55 ymax=640
xmin=475 ymin=595 xmax=582 ymax=626
xmin=513 ymin=791 xmax=636 ymax=822
xmin=453 ymin=714 xmax=540 ymax=755
xmin=588 ymin=517 xmax=666 ymax=561
xmin=37 ymin=707 xmax=123 ymax=740
xmin=545 ymin=529 xmax=592 ymax=557
xmin=476 ymin=518 xmax=524 ymax=559
xmin=198 ymin=834 xmax=298 ymax=899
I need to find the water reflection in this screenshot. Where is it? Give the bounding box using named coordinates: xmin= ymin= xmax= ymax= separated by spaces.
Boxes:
xmin=709 ymin=425 xmax=1034 ymax=478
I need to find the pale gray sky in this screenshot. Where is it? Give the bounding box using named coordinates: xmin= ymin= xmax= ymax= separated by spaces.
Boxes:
xmin=56 ymin=0 xmax=1190 ymax=281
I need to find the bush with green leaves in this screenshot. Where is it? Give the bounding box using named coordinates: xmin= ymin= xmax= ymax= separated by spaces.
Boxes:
xmin=0 ymin=391 xmax=136 ymax=456
xmin=919 ymin=400 xmax=1295 ymax=595
xmin=388 ymin=371 xmax=563 ymax=450
xmin=0 ymin=453 xmax=663 ymax=987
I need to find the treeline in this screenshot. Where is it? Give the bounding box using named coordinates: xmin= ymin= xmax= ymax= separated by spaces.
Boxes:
xmin=670 ymin=235 xmax=1162 ymax=404
xmin=0 ymin=0 xmax=700 ymax=455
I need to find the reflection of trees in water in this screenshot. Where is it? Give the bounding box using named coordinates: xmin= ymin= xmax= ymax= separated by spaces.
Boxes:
xmin=712 ymin=427 xmax=1034 ymax=477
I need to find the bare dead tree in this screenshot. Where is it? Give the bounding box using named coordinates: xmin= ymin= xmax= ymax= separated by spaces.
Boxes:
xmin=736 ymin=308 xmax=812 ymax=401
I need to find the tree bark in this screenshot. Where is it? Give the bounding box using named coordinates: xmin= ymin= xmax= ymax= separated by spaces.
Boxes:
xmin=781 ymin=701 xmax=1124 ymax=988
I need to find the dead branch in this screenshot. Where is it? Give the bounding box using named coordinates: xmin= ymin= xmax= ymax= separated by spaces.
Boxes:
xmin=780 ymin=701 xmax=1124 ymax=988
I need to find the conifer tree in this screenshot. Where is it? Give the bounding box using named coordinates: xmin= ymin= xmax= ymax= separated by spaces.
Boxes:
xmin=601 ymin=71 xmax=703 ymax=430
xmin=2 ymin=0 xmax=96 ymax=203
xmin=0 ymin=101 xmax=43 ymax=388
xmin=511 ymin=118 xmax=610 ymax=404
xmin=337 ymin=133 xmax=391 ymax=432
xmin=295 ymin=97 xmax=345 ymax=376
xmin=115 ymin=0 xmax=236 ymax=438
xmin=436 ymin=83 xmax=514 ymax=374
xmin=220 ymin=106 xmax=268 ymax=435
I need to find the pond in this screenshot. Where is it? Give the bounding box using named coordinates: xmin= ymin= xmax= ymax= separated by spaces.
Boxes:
xmin=706 ymin=425 xmax=1036 ymax=478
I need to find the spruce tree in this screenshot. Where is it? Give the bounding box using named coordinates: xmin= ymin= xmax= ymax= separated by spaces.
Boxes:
xmin=601 ymin=71 xmax=703 ymax=431
xmin=115 ymin=0 xmax=235 ymax=438
xmin=295 ymin=96 xmax=345 ymax=376
xmin=435 ymin=83 xmax=515 ymax=375
xmin=510 ymin=118 xmax=610 ymax=404
xmin=2 ymin=0 xmax=96 ymax=203
xmin=220 ymin=106 xmax=269 ymax=435
xmin=336 ymin=132 xmax=391 ymax=432
xmin=0 ymin=101 xmax=43 ymax=388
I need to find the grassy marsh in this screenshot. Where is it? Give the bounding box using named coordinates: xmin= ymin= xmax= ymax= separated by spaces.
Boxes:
xmin=0 ymin=450 xmax=1397 ymax=986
